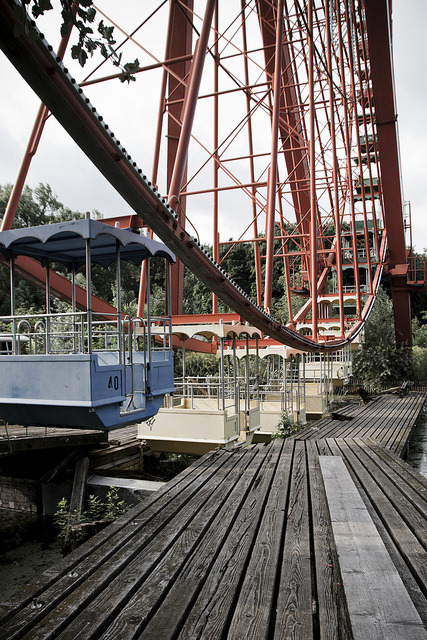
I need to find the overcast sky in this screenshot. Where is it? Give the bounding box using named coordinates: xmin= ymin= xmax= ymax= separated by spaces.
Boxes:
xmin=0 ymin=0 xmax=425 ymax=252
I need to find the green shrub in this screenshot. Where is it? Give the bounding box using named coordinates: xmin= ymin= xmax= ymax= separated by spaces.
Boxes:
xmin=272 ymin=413 xmax=303 ymax=439
xmin=54 ymin=488 xmax=130 ymax=548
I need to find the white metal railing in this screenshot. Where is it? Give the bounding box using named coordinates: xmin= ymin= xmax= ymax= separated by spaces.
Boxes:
xmin=305 ymin=348 xmax=351 ymax=363
xmin=173 ymin=375 xmax=259 ymax=413
xmin=341 ymin=247 xmax=377 ymax=260
xmin=0 ymin=311 xmax=124 ymax=355
xmin=0 ymin=311 xmax=173 ymax=358
xmin=330 ymin=283 xmax=369 ymax=294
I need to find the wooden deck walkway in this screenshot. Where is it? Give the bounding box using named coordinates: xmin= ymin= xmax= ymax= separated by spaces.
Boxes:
xmin=299 ymin=392 xmax=426 ymax=455
xmin=0 ymin=425 xmax=107 ymax=456
xmin=0 ymin=424 xmax=140 ymax=456
xmin=0 ymin=394 xmax=425 ymax=639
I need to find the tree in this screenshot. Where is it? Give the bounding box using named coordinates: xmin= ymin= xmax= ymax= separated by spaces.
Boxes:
xmin=0 ymin=182 xmax=86 ymax=314
xmin=412 ymin=312 xmax=427 ymax=349
xmin=352 ymin=286 xmax=412 ymax=387
xmin=412 ymin=311 xmax=427 ymax=381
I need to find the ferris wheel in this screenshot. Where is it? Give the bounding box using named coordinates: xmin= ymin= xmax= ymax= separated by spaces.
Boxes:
xmin=0 ymin=0 xmax=411 ymax=350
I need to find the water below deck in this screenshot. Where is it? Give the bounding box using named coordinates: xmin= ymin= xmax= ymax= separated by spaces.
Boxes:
xmin=0 ymin=392 xmax=425 ymax=639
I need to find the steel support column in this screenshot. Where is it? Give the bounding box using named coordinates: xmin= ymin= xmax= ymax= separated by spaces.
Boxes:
xmin=364 ymin=0 xmax=411 ymax=346
xmin=308 ymin=0 xmax=318 ymax=341
xmin=264 ymin=0 xmax=283 ymax=312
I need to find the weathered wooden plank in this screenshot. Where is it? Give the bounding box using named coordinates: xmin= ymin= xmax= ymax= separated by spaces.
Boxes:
xmin=0 ymin=430 xmax=107 ymax=454
xmin=104 ymin=442 xmax=282 ymax=640
xmin=69 ymin=457 xmax=89 ymax=517
xmin=388 ymin=395 xmax=426 ymax=455
xmin=305 ymin=440 xmax=353 ymax=640
xmin=20 ymin=446 xmax=262 ymax=640
xmin=352 ymin=439 xmax=427 ymax=519
xmin=174 ymin=440 xmax=287 ymax=640
xmin=320 ymin=455 xmax=427 ymax=640
xmin=299 ymin=393 xmax=425 ymax=455
xmin=326 ymin=439 xmax=427 ymax=597
xmin=371 ymin=396 xmax=423 ymax=454
xmin=313 ymin=438 xmax=330 ymax=456
xmin=0 ymin=449 xmax=232 ymax=635
xmin=223 ymin=439 xmax=295 ymax=640
xmin=335 ymin=443 xmax=427 ymax=630
xmin=0 ymin=450 xmax=222 ymax=619
xmin=274 ymin=440 xmax=313 ymax=640
xmin=364 ymin=437 xmax=427 ymax=491
xmin=348 ymin=440 xmax=427 ymax=548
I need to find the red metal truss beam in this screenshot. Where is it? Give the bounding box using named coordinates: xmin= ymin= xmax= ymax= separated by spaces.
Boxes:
xmin=0 ymin=0 xmax=362 ymax=352
xmin=172 ymin=312 xmax=241 ymax=325
xmin=263 ymin=0 xmax=284 ymax=312
xmin=363 ymin=0 xmax=412 ymax=346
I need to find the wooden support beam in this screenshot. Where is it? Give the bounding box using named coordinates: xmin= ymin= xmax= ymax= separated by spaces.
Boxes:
xmin=68 ymin=457 xmax=90 ymax=523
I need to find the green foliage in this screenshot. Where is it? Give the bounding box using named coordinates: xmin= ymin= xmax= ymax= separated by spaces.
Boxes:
xmin=101 ymin=487 xmax=129 ymax=520
xmin=14 ymin=0 xmax=139 ymax=82
xmin=412 ymin=313 xmax=427 ymax=348
xmin=272 ymin=413 xmax=303 ymax=439
xmin=412 ymin=311 xmax=427 ymax=381
xmin=412 ymin=346 xmax=427 ymax=381
xmin=53 ymin=497 xmax=70 ymax=534
xmin=174 ymin=350 xmax=218 ymax=378
xmin=0 ymin=183 xmax=85 ymax=229
xmin=182 ymin=263 xmax=212 ymax=315
xmin=352 ymin=286 xmax=412 ymax=387
xmin=53 ymin=488 xmax=130 ymax=545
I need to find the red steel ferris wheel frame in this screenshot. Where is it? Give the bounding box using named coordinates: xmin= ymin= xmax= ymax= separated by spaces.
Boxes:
xmin=0 ymin=0 xmax=412 ymax=349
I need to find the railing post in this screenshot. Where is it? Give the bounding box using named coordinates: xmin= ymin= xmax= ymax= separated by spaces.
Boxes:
xmin=182 ymin=338 xmax=186 ymax=398
xmin=167 ymin=261 xmax=173 ymax=349
xmin=116 ymin=238 xmax=122 ymax=363
xmin=9 ymin=254 xmax=16 ymax=355
xmin=85 ymin=235 xmax=92 ymax=354
xmin=146 ymin=257 xmax=151 ymax=365
xmin=220 ymin=336 xmax=225 ymax=411
xmin=71 ymin=264 xmax=77 ymax=353
xmin=245 ymin=334 xmax=250 ymax=417
xmin=45 ymin=261 xmax=51 ymax=354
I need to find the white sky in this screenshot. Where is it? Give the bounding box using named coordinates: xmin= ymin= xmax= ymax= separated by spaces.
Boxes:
xmin=0 ymin=0 xmax=425 ymax=252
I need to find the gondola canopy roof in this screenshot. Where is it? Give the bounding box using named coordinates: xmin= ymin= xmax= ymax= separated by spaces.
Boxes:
xmin=0 ymin=219 xmax=176 ymax=269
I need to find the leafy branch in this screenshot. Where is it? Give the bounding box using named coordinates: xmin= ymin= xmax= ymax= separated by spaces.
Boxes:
xmin=13 ymin=0 xmax=139 ymax=82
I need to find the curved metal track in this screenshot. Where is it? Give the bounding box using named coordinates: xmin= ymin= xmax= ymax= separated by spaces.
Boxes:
xmin=0 ymin=0 xmax=387 ymax=351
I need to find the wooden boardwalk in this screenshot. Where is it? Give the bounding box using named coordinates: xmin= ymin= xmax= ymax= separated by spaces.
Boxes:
xmin=0 ymin=424 xmax=107 ymax=456
xmin=0 ymin=424 xmax=140 ymax=456
xmin=0 ymin=394 xmax=426 ymax=639
xmin=299 ymin=392 xmax=426 ymax=455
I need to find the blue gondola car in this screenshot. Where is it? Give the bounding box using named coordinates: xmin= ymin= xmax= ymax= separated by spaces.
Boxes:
xmin=0 ymin=218 xmax=175 ymax=430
